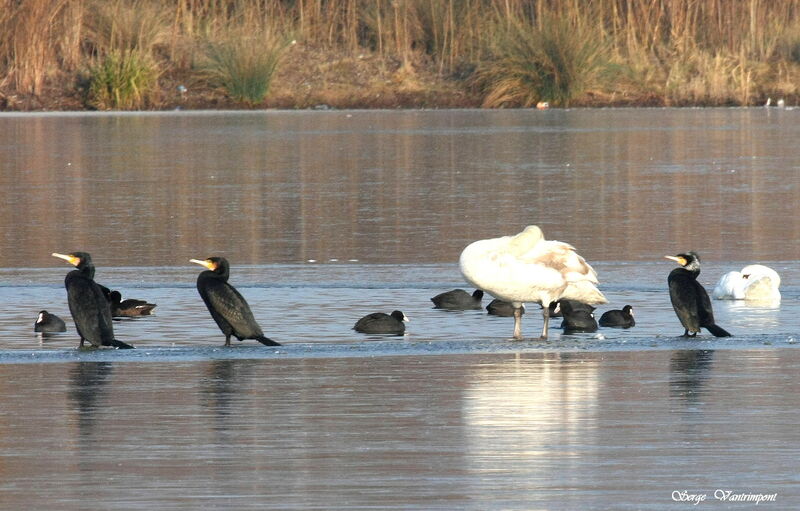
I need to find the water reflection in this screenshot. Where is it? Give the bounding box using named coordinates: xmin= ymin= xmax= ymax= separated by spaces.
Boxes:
xmin=200 ymin=359 xmax=259 ymax=425
xmin=463 ymin=353 xmax=599 ymax=507
xmin=723 ymin=299 xmax=781 ymax=324
xmin=68 ymin=361 xmax=116 ymax=478
xmin=2 ymin=110 xmax=800 ymax=269
xmin=0 ymin=350 xmax=798 ymax=509
xmin=669 ymin=350 xmax=715 ymax=405
xmin=68 ymin=361 xmax=114 ymax=435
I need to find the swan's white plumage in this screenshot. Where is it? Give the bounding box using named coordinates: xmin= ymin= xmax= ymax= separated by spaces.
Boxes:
xmin=459 ymin=225 xmax=606 ymax=339
xmin=712 ymin=264 xmax=781 ymax=303
xmin=713 ymin=271 xmax=747 ymax=299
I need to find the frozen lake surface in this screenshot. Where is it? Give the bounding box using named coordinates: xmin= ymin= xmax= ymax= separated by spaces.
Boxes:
xmin=1 ymin=109 xmax=799 ymax=509
xmin=2 ymin=261 xmax=800 ymax=354
xmin=1 ymin=348 xmax=798 ymax=510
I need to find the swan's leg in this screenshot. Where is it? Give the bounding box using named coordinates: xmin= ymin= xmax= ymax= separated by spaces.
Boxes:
xmin=513 ymin=307 xmax=524 ymax=340
xmin=539 ymin=305 xmax=550 ymax=340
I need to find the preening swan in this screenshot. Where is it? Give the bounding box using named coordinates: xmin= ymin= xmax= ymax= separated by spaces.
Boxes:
xmin=459 ymin=225 xmax=606 ymax=340
xmin=712 ymin=264 xmax=781 ymax=303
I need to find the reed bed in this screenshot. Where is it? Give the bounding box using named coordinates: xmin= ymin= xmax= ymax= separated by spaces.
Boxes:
xmin=2 ymin=0 xmax=800 ymax=109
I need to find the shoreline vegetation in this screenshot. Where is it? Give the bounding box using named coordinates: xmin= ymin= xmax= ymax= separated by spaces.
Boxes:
xmin=2 ymin=0 xmax=800 ymax=112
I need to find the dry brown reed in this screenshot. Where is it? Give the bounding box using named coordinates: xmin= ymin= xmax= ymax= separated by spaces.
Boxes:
xmin=0 ymin=0 xmax=71 ymax=95
xmin=3 ymin=0 xmax=800 ymax=108
xmin=84 ymin=0 xmax=168 ymax=55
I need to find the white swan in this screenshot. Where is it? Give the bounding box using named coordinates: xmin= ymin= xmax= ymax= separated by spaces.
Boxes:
xmin=712 ymin=264 xmax=781 ymax=303
xmin=459 ymin=225 xmax=606 ymax=340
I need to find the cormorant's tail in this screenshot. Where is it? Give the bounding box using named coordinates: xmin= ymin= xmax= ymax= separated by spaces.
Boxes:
xmin=256 ymin=335 xmax=281 ymax=346
xmin=110 ymin=339 xmax=136 ymax=349
xmin=706 ymin=324 xmax=732 ymax=337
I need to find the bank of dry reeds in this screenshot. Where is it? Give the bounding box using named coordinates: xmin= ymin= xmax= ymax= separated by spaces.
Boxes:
xmin=1 ymin=0 xmax=800 ymax=110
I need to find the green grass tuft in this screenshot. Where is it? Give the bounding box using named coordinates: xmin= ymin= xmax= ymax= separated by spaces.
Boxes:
xmin=202 ymin=33 xmax=289 ymax=105
xmin=476 ymin=15 xmax=608 ymax=108
xmin=87 ymin=50 xmax=159 ymax=110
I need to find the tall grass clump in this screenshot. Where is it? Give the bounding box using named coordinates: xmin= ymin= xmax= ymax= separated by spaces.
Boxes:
xmin=87 ymin=49 xmax=159 ymax=109
xmin=83 ymin=0 xmax=166 ymax=109
xmin=476 ymin=14 xmax=609 ymax=107
xmin=202 ymin=29 xmax=290 ymax=105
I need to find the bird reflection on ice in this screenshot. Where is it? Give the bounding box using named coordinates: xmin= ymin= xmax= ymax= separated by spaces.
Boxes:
xmin=715 ymin=299 xmax=782 ymax=329
xmin=462 ymin=353 xmax=599 ymax=479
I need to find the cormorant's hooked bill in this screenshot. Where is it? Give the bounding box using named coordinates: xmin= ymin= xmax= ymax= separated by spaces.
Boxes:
xmin=52 ymin=252 xmax=81 ymax=266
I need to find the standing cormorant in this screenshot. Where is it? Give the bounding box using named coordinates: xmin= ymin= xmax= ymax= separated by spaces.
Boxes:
xmin=665 ymin=252 xmax=731 ymax=337
xmin=190 ymin=257 xmax=280 ymax=346
xmin=460 ymin=225 xmax=606 ymax=340
xmin=52 ymin=252 xmax=134 ymax=349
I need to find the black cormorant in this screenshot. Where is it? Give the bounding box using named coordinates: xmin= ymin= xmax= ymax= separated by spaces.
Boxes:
xmin=108 ymin=290 xmax=156 ymax=317
xmin=559 ymin=300 xmax=598 ymax=334
xmin=52 ymin=252 xmax=134 ymax=349
xmin=666 ymin=252 xmax=731 ymax=337
xmin=598 ymin=305 xmax=635 ymax=328
xmin=190 ymin=257 xmax=280 ymax=346
xmin=353 ymin=310 xmax=408 ymax=335
xmin=431 ymin=289 xmax=484 ymax=310
xmin=34 ymin=310 xmax=67 ymax=333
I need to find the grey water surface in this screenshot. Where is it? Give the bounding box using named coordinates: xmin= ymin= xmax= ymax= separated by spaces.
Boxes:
xmin=1 ymin=109 xmax=799 ymax=509
xmin=2 ymin=350 xmax=798 ymax=510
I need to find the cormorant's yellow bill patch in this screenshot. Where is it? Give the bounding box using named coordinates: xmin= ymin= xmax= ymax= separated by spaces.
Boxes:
xmin=190 ymin=258 xmax=217 ymax=271
xmin=664 ymin=255 xmax=688 ymax=266
xmin=52 ymin=252 xmax=80 ymax=266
